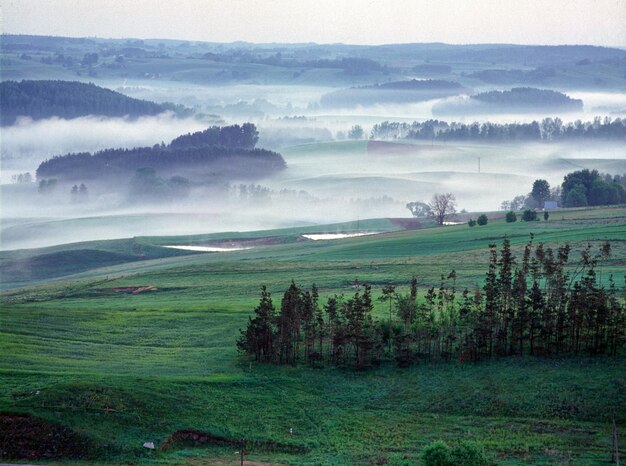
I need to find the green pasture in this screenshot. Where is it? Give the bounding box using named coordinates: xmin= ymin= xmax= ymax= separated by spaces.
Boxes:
xmin=1 ymin=206 xmax=625 ymax=464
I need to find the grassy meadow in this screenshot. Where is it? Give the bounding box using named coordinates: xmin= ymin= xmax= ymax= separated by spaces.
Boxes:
xmin=1 ymin=206 xmax=625 ymax=464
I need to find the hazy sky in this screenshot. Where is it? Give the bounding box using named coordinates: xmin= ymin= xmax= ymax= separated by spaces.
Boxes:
xmin=3 ymin=0 xmax=626 ymax=46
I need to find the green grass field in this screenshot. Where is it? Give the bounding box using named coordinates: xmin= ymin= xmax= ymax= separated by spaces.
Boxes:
xmin=1 ymin=207 xmax=625 ymax=464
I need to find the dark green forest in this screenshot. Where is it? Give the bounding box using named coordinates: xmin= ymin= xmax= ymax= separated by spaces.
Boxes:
xmin=35 ymin=124 xmax=285 ymax=182
xmin=238 ymin=238 xmax=625 ymax=369
xmin=0 ymin=80 xmax=187 ymax=125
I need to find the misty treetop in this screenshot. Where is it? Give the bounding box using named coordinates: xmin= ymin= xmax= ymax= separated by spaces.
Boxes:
xmin=370 ymin=117 xmax=626 ymax=142
xmin=0 ymin=80 xmax=176 ymax=126
xmin=472 ymin=88 xmax=581 ymax=108
xmin=170 ymin=123 xmax=259 ymax=150
xmin=36 ymin=123 xmax=285 ymax=182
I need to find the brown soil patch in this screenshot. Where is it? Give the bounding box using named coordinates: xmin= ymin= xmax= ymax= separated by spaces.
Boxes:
xmin=196 ymin=236 xmax=298 ymax=249
xmin=389 ymin=218 xmax=425 ymax=229
xmin=110 ymin=286 xmax=158 ymax=294
xmin=0 ymin=413 xmax=91 ymax=460
xmin=160 ymin=430 xmax=307 ymax=455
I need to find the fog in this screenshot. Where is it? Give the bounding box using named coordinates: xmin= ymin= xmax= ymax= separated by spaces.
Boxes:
xmin=0 ymin=112 xmax=210 ymax=179
xmin=2 ymin=82 xmax=625 ymax=251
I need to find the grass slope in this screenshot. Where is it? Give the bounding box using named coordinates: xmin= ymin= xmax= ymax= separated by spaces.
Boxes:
xmin=1 ymin=207 xmax=625 ymax=464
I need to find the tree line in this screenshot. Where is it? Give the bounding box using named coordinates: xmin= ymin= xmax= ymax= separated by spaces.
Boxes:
xmin=370 ymin=117 xmax=626 ymax=142
xmin=238 ymin=238 xmax=624 ymax=369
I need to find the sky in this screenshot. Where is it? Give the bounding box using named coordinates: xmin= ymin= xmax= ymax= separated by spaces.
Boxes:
xmin=2 ymin=0 xmax=625 ymax=46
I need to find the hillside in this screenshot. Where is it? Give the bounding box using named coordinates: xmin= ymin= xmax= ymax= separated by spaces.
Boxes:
xmin=0 ymin=206 xmax=624 ymax=464
xmin=0 ymin=80 xmax=178 ymax=125
xmin=433 ymin=87 xmax=583 ymax=116
xmin=320 ymin=79 xmax=468 ymax=108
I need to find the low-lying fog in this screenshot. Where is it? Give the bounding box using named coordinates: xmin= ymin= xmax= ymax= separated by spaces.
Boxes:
xmin=2 ymin=84 xmax=625 ymax=250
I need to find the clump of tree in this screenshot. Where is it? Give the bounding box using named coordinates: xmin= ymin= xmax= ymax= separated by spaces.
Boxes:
xmin=561 ymin=169 xmax=626 ymax=207
xmin=70 ymin=183 xmax=88 ymax=202
xmin=237 ymin=282 xmax=383 ymax=370
xmin=238 ymin=238 xmax=624 ymax=367
xmin=11 ymin=172 xmax=33 ymax=183
xmin=476 ymin=214 xmax=488 ymax=225
xmin=37 ymin=178 xmax=57 ymax=193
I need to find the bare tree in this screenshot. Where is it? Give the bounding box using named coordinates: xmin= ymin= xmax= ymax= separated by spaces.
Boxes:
xmin=429 ymin=193 xmax=456 ymax=225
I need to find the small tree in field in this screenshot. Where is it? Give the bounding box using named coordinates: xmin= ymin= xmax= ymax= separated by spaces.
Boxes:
xmin=505 ymin=211 xmax=517 ymax=223
xmin=429 ymin=193 xmax=456 ymax=225
xmin=468 ymin=219 xmax=476 ymax=227
xmin=477 ymin=214 xmax=488 ymax=225
xmin=521 ymin=209 xmax=538 ymax=221
xmin=543 ymin=211 xmax=549 ymax=221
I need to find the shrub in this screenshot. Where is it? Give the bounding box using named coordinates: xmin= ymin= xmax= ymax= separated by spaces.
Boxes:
xmin=468 ymin=219 xmax=476 ymax=227
xmin=505 ymin=211 xmax=517 ymax=222
xmin=450 ymin=441 xmax=490 ymax=466
xmin=543 ymin=211 xmax=549 ymax=221
xmin=477 ymin=214 xmax=488 ymax=225
xmin=421 ymin=440 xmax=451 ymax=466
xmin=421 ymin=440 xmax=491 ymax=466
xmin=521 ymin=209 xmax=538 ymax=221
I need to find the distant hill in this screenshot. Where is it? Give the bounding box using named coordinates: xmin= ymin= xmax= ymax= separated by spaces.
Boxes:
xmin=320 ymin=79 xmax=468 ymax=108
xmin=35 ymin=124 xmax=285 ymax=183
xmin=0 ymin=80 xmax=174 ymax=125
xmin=433 ymin=87 xmax=583 ymax=116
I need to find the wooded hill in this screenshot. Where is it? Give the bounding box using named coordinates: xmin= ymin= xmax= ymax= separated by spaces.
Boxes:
xmin=0 ymin=80 xmax=184 ymax=125
xmin=35 ymin=124 xmax=285 ymax=182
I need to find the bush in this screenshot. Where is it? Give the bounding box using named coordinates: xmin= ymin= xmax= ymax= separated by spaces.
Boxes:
xmin=543 ymin=211 xmax=549 ymax=221
xmin=505 ymin=211 xmax=517 ymax=223
xmin=421 ymin=440 xmax=451 ymax=466
xmin=476 ymin=214 xmax=488 ymax=225
xmin=521 ymin=209 xmax=538 ymax=221
xmin=450 ymin=441 xmax=490 ymax=466
xmin=468 ymin=219 xmax=476 ymax=227
xmin=422 ymin=440 xmax=491 ymax=466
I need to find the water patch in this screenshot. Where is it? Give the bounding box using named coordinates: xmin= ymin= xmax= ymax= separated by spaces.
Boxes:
xmin=301 ymin=232 xmax=379 ymax=240
xmin=163 ymin=245 xmax=251 ymax=252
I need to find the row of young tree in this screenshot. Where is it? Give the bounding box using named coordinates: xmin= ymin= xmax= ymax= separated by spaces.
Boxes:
xmin=370 ymin=117 xmax=626 ymax=142
xmin=238 ymin=238 xmax=624 ymax=369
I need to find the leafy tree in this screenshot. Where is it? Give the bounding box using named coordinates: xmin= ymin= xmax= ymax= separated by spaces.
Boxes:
xmin=429 ymin=193 xmax=456 ymax=225
xmin=505 ymin=211 xmax=517 ymax=223
xmin=468 ymin=219 xmax=476 ymax=227
xmin=521 ymin=209 xmax=538 ymax=221
xmin=237 ymin=286 xmax=276 ymax=362
xmin=531 ymin=179 xmax=550 ymax=206
xmin=379 ymin=284 xmax=397 ymax=353
xmin=476 ymin=214 xmax=488 ymax=225
xmin=564 ymin=185 xmax=588 ymax=207
xmin=405 ymin=201 xmax=432 ymax=218
xmin=543 ymin=211 xmax=549 ymax=221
